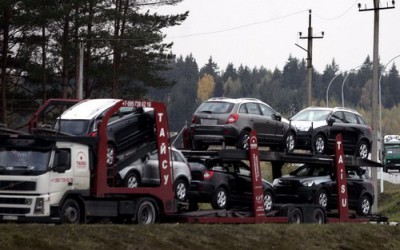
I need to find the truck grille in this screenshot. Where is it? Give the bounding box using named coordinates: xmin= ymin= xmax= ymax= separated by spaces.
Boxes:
xmin=0 ymin=181 xmax=36 ymax=191
xmin=0 ymin=207 xmax=30 ymax=214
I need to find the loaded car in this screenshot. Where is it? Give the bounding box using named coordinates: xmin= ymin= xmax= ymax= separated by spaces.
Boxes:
xmin=189 ymin=97 xmax=296 ymax=151
xmin=117 ymin=147 xmax=192 ymax=202
xmin=54 ymin=99 xmax=155 ymax=165
xmin=186 ymin=155 xmax=275 ymax=213
xmin=272 ymin=164 xmax=374 ymax=216
xmin=290 ymin=106 xmax=372 ymax=159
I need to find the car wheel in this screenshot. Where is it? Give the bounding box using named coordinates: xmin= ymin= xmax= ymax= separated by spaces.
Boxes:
xmin=356 ymin=195 xmax=372 ymax=216
xmin=313 ymin=134 xmax=326 ymax=155
xmin=211 ymin=187 xmax=228 ymax=209
xmin=125 ymin=172 xmax=140 ymax=188
xmin=60 ymin=199 xmax=81 ymax=224
xmin=263 ymin=190 xmax=274 ymax=213
xmin=315 ymin=189 xmax=329 ymax=210
xmin=356 ymin=140 xmax=369 ymax=159
xmin=236 ymin=131 xmax=250 ymax=150
xmin=285 ymin=132 xmax=296 ymax=152
xmin=174 ymin=179 xmax=188 ymax=202
xmin=107 ymin=143 xmax=116 ymax=165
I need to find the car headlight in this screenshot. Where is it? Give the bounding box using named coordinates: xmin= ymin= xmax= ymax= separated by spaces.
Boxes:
xmin=272 ymin=179 xmax=280 ymax=186
xmin=296 ymin=125 xmax=311 ymax=132
xmin=301 ymin=180 xmax=315 ymax=187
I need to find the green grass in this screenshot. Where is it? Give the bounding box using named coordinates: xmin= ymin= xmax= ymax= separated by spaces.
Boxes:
xmin=1 ymin=223 xmax=400 ymax=250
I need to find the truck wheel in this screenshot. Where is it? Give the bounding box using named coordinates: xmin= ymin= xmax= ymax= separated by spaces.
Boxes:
xmin=174 ymin=179 xmax=188 ymax=202
xmin=312 ymin=208 xmax=325 ymax=224
xmin=211 ymin=187 xmax=228 ymax=209
xmin=288 ymin=207 xmax=303 ymax=224
xmin=356 ymin=195 xmax=372 ymax=216
xmin=60 ymin=199 xmax=80 ymax=224
xmin=125 ymin=172 xmax=140 ymax=188
xmin=136 ymin=199 xmax=157 ymax=224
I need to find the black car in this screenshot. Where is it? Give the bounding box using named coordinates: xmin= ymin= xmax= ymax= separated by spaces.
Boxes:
xmin=187 ymin=156 xmax=275 ymax=213
xmin=290 ymin=107 xmax=372 ymax=159
xmin=272 ymin=164 xmax=374 ymax=216
xmin=54 ymin=99 xmax=155 ymax=165
xmin=189 ymin=97 xmax=296 ymax=151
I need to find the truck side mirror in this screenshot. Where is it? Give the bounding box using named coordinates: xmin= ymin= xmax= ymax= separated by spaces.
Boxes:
xmin=53 ymin=164 xmax=68 ymax=173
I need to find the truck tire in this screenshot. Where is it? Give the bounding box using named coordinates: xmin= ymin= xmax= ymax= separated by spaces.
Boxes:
xmin=136 ymin=199 xmax=157 ymax=224
xmin=60 ymin=199 xmax=81 ymax=224
xmin=288 ymin=207 xmax=303 ymax=224
xmin=312 ymin=208 xmax=325 ymax=224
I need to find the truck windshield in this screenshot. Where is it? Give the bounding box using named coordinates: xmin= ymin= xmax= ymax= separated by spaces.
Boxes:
xmin=385 ymin=147 xmax=400 ymax=155
xmin=0 ymin=148 xmax=51 ymax=175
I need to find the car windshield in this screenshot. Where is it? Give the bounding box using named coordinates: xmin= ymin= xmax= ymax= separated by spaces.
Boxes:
xmin=291 ymin=164 xmax=329 ymax=177
xmin=54 ymin=120 xmax=90 ymax=135
xmin=291 ymin=109 xmax=332 ymax=121
xmin=196 ymin=101 xmax=234 ymax=114
xmin=0 ymin=148 xmax=51 ymax=175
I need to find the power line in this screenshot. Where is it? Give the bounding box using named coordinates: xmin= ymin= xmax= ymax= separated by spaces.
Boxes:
xmin=314 ymin=0 xmax=358 ymax=20
xmin=164 ymin=9 xmax=309 ymax=39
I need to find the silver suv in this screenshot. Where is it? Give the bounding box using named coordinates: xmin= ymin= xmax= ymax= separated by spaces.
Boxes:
xmin=118 ymin=147 xmax=192 ymax=202
xmin=189 ymin=97 xmax=296 ymax=151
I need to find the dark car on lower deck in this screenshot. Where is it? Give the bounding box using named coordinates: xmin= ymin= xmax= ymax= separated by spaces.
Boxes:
xmin=186 ymin=156 xmax=275 ymax=213
xmin=272 ymin=163 xmax=374 ymax=216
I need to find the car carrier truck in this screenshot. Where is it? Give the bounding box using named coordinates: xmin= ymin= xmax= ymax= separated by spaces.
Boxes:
xmin=0 ymin=100 xmax=177 ymax=224
xmin=0 ymin=99 xmax=385 ymax=224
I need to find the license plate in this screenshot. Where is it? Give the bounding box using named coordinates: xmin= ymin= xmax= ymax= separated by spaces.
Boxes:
xmin=201 ymin=119 xmax=217 ymax=125
xmin=3 ymin=215 xmax=18 ymax=220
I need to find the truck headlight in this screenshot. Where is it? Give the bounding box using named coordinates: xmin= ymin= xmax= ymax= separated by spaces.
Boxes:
xmin=34 ymin=198 xmax=44 ymax=214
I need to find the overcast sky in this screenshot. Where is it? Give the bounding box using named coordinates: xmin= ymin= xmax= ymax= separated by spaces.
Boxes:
xmin=149 ymin=0 xmax=400 ymax=73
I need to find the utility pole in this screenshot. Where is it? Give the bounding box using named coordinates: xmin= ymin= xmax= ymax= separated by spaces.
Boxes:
xmin=358 ymin=0 xmax=395 ymax=212
xmin=296 ymin=10 xmax=324 ymax=107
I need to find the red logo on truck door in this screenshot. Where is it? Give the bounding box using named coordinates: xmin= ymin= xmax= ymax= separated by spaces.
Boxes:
xmin=76 ymin=151 xmax=87 ymax=169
